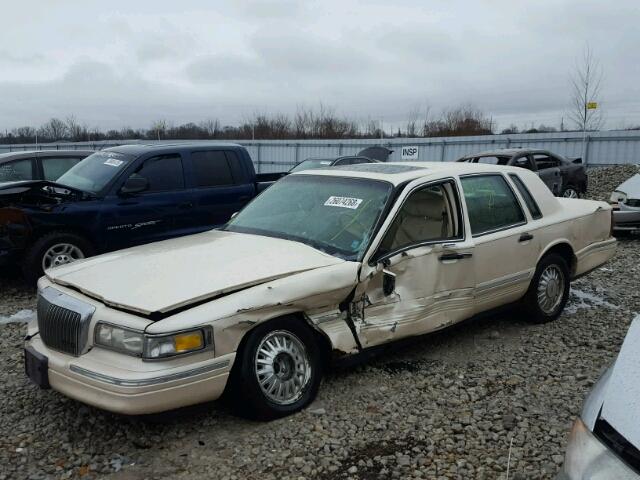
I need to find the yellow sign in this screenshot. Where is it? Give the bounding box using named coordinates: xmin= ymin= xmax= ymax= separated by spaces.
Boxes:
xmin=587 ymin=102 xmax=598 ymax=109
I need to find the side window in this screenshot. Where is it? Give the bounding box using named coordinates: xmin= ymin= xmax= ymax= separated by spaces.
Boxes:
xmin=461 ymin=174 xmax=525 ymax=236
xmin=513 ymin=155 xmax=534 ymax=170
xmin=191 ymin=151 xmax=235 ymax=187
xmin=533 ymin=154 xmax=559 ymax=170
xmin=333 ymin=158 xmax=351 ymax=166
xmin=0 ymin=158 xmax=34 ymax=181
xmin=509 ymin=174 xmax=542 ymax=219
xmin=135 ymin=154 xmax=184 ymax=192
xmin=42 ymin=157 xmax=82 ymax=181
xmin=379 ymin=181 xmax=462 ymax=254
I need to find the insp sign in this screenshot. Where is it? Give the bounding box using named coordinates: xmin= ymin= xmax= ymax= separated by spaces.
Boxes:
xmin=401 ymin=146 xmax=419 ymax=160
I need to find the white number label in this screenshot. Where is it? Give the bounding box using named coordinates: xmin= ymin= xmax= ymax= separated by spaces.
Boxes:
xmin=324 ymin=196 xmax=363 ymax=209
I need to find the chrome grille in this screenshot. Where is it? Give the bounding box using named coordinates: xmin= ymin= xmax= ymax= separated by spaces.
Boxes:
xmin=37 ymin=287 xmax=95 ymax=357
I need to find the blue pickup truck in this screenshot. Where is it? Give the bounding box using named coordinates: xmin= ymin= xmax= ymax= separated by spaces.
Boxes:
xmin=0 ymin=142 xmax=281 ymax=282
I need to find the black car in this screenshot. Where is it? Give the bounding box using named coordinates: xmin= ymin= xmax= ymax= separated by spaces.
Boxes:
xmin=0 ymin=150 xmax=94 ymax=185
xmin=288 ymin=146 xmax=393 ymax=173
xmin=457 ymin=148 xmax=587 ymax=198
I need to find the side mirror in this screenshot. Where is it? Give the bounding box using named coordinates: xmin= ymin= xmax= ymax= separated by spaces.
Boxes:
xmin=120 ymin=176 xmax=148 ymax=195
xmin=572 ymin=157 xmax=583 ymax=164
xmin=382 ymin=269 xmax=396 ymax=296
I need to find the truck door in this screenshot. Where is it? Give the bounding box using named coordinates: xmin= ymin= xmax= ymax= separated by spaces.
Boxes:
xmin=185 ymin=149 xmax=255 ymax=233
xmin=102 ymin=153 xmax=192 ymax=250
xmin=531 ymin=153 xmax=562 ymax=196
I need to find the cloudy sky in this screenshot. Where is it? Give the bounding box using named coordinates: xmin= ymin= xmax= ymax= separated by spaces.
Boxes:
xmin=1 ymin=0 xmax=639 ymax=133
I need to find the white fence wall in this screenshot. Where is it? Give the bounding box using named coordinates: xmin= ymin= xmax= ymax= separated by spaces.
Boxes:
xmin=2 ymin=131 xmax=639 ymax=173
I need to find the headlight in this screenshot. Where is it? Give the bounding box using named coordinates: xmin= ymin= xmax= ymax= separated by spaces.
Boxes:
xmin=95 ymin=323 xmax=144 ymax=356
xmin=94 ymin=323 xmax=211 ymax=359
xmin=610 ymin=190 xmax=627 ymax=204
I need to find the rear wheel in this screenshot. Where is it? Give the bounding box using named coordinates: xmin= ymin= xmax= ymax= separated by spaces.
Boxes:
xmin=522 ymin=253 xmax=570 ymax=323
xmin=22 ymin=231 xmax=94 ymax=284
xmin=229 ymin=316 xmax=323 ymax=420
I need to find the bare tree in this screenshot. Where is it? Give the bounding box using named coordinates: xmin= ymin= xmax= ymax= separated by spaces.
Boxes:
xmin=405 ymin=107 xmax=419 ymax=137
xmin=150 ymin=119 xmax=168 ymax=140
xmin=569 ymin=46 xmax=603 ymax=131
xmin=38 ymin=118 xmax=68 ymax=141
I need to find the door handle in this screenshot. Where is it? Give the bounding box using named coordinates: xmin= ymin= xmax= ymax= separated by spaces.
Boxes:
xmin=439 ymin=252 xmax=472 ymax=261
xmin=178 ymin=202 xmax=193 ymax=209
xmin=519 ymin=233 xmax=534 ymax=242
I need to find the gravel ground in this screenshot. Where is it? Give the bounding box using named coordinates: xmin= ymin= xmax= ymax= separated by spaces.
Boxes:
xmin=1 ymin=165 xmax=639 ymax=480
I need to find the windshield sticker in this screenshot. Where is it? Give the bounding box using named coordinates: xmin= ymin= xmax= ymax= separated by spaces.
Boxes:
xmin=104 ymin=158 xmax=124 ymax=167
xmin=324 ymin=196 xmax=363 ymax=209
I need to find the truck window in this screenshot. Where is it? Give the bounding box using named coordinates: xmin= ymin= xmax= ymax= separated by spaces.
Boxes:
xmin=191 ymin=151 xmax=235 ymax=187
xmin=461 ymin=174 xmax=525 ymax=235
xmin=379 ymin=181 xmax=462 ymax=254
xmin=136 ymin=154 xmax=185 ymax=192
xmin=42 ymin=157 xmax=82 ymax=181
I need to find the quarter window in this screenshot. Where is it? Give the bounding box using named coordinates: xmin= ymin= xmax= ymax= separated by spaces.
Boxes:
xmin=135 ymin=154 xmax=184 ymax=192
xmin=42 ymin=157 xmax=82 ymax=181
xmin=509 ymin=174 xmax=542 ymax=219
xmin=379 ymin=181 xmax=462 ymax=254
xmin=191 ymin=151 xmax=235 ymax=187
xmin=461 ymin=174 xmax=525 ymax=235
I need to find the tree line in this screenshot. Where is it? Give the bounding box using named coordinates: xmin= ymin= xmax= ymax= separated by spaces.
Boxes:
xmin=0 ymin=104 xmax=498 ymax=144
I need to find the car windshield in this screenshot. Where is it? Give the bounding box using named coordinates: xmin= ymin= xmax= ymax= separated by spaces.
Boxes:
xmin=289 ymin=159 xmax=334 ymax=173
xmin=225 ymin=175 xmax=393 ymax=260
xmin=57 ymin=151 xmax=135 ymax=194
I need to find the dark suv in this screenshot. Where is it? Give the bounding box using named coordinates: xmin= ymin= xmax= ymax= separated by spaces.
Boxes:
xmin=457 ymin=148 xmax=587 ymax=198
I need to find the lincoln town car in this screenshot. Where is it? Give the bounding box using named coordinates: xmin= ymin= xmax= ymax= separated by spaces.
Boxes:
xmin=24 ymin=162 xmax=616 ymax=419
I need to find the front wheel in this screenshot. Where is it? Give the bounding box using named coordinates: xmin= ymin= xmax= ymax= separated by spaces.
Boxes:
xmin=229 ymin=317 xmax=323 ymax=420
xmin=522 ymin=253 xmax=570 ymax=323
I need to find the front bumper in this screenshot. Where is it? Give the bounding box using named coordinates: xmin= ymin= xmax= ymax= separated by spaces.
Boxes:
xmin=25 ymin=335 xmax=235 ymax=415
xmin=557 ymin=419 xmax=638 ymax=479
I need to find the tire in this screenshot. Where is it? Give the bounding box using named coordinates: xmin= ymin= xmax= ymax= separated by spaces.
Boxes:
xmin=522 ymin=253 xmax=570 ymax=324
xmin=561 ymin=185 xmax=580 ymax=198
xmin=22 ymin=231 xmax=94 ymax=284
xmin=228 ymin=316 xmax=323 ymax=420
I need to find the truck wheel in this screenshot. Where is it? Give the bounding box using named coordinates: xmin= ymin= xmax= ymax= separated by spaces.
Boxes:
xmin=230 ymin=316 xmax=323 ymax=420
xmin=561 ymin=186 xmax=580 ymax=198
xmin=522 ymin=253 xmax=570 ymax=324
xmin=22 ymin=231 xmax=94 ymax=284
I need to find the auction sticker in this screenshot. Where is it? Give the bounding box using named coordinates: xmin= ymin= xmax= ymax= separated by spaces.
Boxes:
xmin=324 ymin=196 xmax=363 ymax=209
xmin=104 ymin=159 xmax=124 ymax=167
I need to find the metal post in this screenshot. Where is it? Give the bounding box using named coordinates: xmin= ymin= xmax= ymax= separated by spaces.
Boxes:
xmin=294 ymin=143 xmax=299 ymax=166
xmin=584 ymin=135 xmax=591 ymax=166
xmin=440 ymin=141 xmax=446 ymax=162
xmin=256 ymin=143 xmax=261 ymax=173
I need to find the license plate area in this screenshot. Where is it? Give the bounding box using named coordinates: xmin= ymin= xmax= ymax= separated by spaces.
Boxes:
xmin=24 ymin=347 xmax=50 ymax=389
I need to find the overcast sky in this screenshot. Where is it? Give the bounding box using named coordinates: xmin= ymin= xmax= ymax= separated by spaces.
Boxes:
xmin=1 ymin=0 xmax=639 ymax=133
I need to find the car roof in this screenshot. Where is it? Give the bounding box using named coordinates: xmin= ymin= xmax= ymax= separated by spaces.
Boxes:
xmin=0 ymin=150 xmax=94 ymax=163
xmin=105 ymin=142 xmax=244 ymax=157
xmin=293 ymin=161 xmax=530 ymax=186
xmin=459 ymin=148 xmax=551 ymax=158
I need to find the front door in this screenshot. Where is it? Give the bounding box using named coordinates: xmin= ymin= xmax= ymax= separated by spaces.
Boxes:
xmin=102 ymin=153 xmax=192 ymax=250
xmin=355 ymin=178 xmax=475 ymax=348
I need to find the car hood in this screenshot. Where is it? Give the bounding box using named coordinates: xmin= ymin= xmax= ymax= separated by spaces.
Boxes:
xmin=599 ymin=316 xmax=640 ymax=448
xmin=46 ymin=230 xmax=345 ymax=316
xmin=616 ymin=173 xmax=640 ymax=198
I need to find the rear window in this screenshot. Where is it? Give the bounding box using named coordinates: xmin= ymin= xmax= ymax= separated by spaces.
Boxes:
xmin=509 ymin=174 xmax=542 ymax=219
xmin=461 ymin=174 xmax=525 ymax=235
xmin=191 ymin=151 xmax=235 ymax=187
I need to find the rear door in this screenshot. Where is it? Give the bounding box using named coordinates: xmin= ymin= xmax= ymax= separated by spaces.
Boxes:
xmin=459 ymin=173 xmax=539 ymax=313
xmin=531 ymin=153 xmax=562 ymax=195
xmin=102 ymin=153 xmax=192 ymax=249
xmin=185 ymin=149 xmax=255 ymax=232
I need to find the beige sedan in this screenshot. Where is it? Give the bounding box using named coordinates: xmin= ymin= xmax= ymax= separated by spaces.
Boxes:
xmin=25 ymin=162 xmax=616 ymax=418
